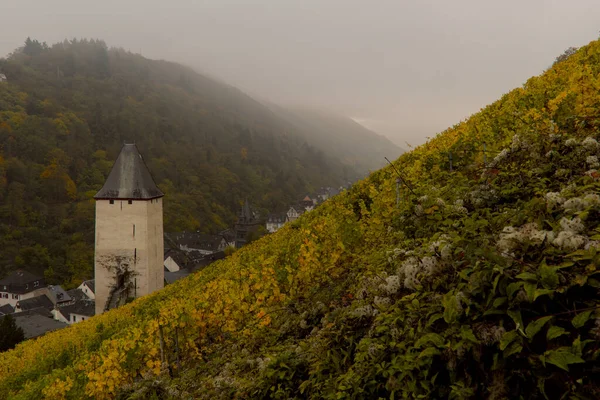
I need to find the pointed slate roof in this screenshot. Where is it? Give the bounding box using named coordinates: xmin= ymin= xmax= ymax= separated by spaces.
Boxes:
xmin=94 ymin=144 xmax=164 ymax=200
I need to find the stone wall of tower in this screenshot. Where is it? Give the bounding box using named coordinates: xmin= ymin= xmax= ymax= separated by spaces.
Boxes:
xmin=94 ymin=198 xmax=164 ymax=315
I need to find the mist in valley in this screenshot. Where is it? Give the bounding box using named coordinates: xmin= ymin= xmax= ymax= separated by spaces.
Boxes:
xmin=2 ymin=0 xmax=599 ymax=147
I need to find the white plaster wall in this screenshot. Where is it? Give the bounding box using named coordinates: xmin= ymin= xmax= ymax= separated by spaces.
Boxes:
xmin=164 ymin=256 xmax=180 ymax=272
xmin=0 ymin=290 xmax=37 ymax=308
xmin=95 ymin=198 xmax=164 ymax=315
xmin=53 ymin=309 xmax=70 ymax=324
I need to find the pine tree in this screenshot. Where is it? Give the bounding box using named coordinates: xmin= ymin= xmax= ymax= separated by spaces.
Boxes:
xmin=0 ymin=314 xmax=25 ymax=352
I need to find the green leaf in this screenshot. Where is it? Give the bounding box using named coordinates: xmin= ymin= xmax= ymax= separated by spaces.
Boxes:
xmin=427 ymin=313 xmax=443 ymax=327
xmin=506 ymin=281 xmax=524 ymax=299
xmin=539 ymin=263 xmax=559 ymax=289
xmin=516 ymin=272 xmax=537 ymax=282
xmin=546 ymin=326 xmax=568 ymax=341
xmin=418 ymin=347 xmax=440 ymax=359
xmin=493 ymin=297 xmax=507 ymax=308
xmin=507 ymin=309 xmax=524 ymax=331
xmin=503 ymin=340 xmax=523 ymax=358
xmin=499 ymin=330 xmax=519 ymax=351
xmin=543 ymin=348 xmax=585 ymax=371
xmin=572 ymin=310 xmax=593 ymax=329
xmin=524 ymin=282 xmax=536 ymax=302
xmin=533 ymin=288 xmax=554 ymax=301
xmin=460 ymin=326 xmax=478 ymax=343
xmin=415 ymin=333 xmax=445 ymax=348
xmin=442 ymin=292 xmax=461 ymax=324
xmin=525 ymin=316 xmax=552 ymax=340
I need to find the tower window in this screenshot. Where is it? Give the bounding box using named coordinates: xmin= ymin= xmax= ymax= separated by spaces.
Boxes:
xmin=128 ymin=200 xmax=133 ymax=204
xmin=133 ymin=224 xmax=136 ymax=237
xmin=109 ymin=200 xmax=114 ymax=204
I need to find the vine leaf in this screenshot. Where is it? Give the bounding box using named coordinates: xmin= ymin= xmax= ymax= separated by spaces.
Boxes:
xmin=525 ymin=316 xmax=552 ymax=340
xmin=572 ymin=310 xmax=593 ymax=329
xmin=541 ymin=348 xmax=585 ymax=371
xmin=546 ymin=326 xmax=567 ymax=341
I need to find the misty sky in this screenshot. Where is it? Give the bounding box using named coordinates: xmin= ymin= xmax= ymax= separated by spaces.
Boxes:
xmin=2 ymin=0 xmax=600 ymax=147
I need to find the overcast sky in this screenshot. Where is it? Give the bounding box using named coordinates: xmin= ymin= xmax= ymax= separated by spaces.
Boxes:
xmin=2 ymin=0 xmax=600 ymax=147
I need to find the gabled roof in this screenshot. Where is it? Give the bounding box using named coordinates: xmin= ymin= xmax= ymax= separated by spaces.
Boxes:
xmin=0 ymin=270 xmax=43 ymax=287
xmin=6 ymin=312 xmax=67 ymax=339
xmin=16 ymin=294 xmax=54 ymax=313
xmin=45 ymin=285 xmax=71 ymax=304
xmin=94 ymin=143 xmax=164 ymax=200
xmin=267 ymin=213 xmax=287 ymax=223
xmin=82 ymin=279 xmax=95 ymax=294
xmin=166 ymin=232 xmax=226 ymax=252
xmin=0 ymin=304 xmax=13 ymax=315
xmin=60 ymin=299 xmax=95 ymax=318
xmin=66 ymin=288 xmax=88 ymax=303
xmin=164 ymin=270 xmax=191 ymax=284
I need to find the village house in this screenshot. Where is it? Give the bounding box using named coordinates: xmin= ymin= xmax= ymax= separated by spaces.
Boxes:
xmin=14 ymin=294 xmax=54 ymax=314
xmin=266 ymin=213 xmax=287 ymax=233
xmin=0 ymin=270 xmax=46 ymax=308
xmin=78 ymin=280 xmax=95 ymax=300
xmin=286 ymin=204 xmax=305 ymax=223
xmin=54 ymin=297 xmax=95 ymax=324
xmin=163 ymin=249 xmax=185 ymax=272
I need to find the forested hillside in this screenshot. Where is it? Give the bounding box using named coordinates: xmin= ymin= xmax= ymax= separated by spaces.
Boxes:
xmin=267 ymin=105 xmax=403 ymax=174
xmin=0 ymin=38 xmax=370 ymax=286
xmin=3 ymin=39 xmax=600 ymax=399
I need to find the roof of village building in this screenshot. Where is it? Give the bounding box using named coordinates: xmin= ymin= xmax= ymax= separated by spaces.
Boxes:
xmin=16 ymin=294 xmax=54 ymax=313
xmin=267 ymin=213 xmax=287 ymax=223
xmin=164 ymin=269 xmax=191 ymax=284
xmin=66 ymin=288 xmax=88 ymax=303
xmin=5 ymin=311 xmax=68 ymax=339
xmin=164 ymin=248 xmax=187 ymax=266
xmin=59 ymin=299 xmax=95 ymax=319
xmin=82 ymin=279 xmax=95 ymax=294
xmin=0 ymin=270 xmax=43 ymax=288
xmin=165 ymin=232 xmax=226 ymax=253
xmin=45 ymin=285 xmax=72 ymax=305
xmin=0 ymin=304 xmax=13 ymax=315
xmin=94 ymin=143 xmax=164 ymax=200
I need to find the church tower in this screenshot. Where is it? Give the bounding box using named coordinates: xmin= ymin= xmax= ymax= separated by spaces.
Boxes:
xmin=94 ymin=143 xmax=164 ymax=315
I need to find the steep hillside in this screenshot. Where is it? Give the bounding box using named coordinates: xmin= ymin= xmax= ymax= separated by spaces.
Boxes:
xmin=269 ymin=105 xmax=403 ymax=174
xmin=0 ymin=38 xmax=359 ymax=285
xmin=3 ymin=40 xmax=600 ymax=399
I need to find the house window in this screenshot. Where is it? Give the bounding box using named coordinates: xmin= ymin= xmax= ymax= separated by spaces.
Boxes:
xmin=109 ymin=200 xmax=114 ymax=204
xmin=34 ymin=281 xmax=39 ymax=287
xmin=12 ymin=294 xmax=18 ymax=300
xmin=72 ymin=315 xmax=76 ymax=322
xmin=25 ymin=284 xmax=28 ymax=290
xmin=82 ymin=317 xmax=85 ymax=321
xmin=128 ymin=200 xmax=133 ymax=204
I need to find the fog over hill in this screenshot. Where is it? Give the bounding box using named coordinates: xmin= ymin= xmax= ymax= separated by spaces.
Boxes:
xmin=2 ymin=1 xmax=599 ymax=147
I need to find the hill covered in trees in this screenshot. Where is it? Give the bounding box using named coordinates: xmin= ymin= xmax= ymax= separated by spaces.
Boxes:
xmin=3 ymin=38 xmax=600 ymax=399
xmin=0 ymin=38 xmax=391 ymax=286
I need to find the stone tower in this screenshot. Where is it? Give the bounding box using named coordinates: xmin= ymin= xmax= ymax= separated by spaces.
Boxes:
xmin=94 ymin=143 xmax=164 ymax=315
